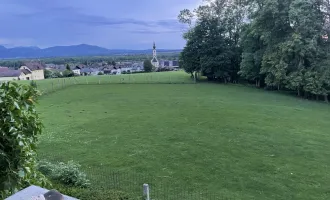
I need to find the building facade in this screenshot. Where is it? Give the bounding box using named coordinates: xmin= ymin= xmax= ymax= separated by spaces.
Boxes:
xmin=20 ymin=62 xmax=45 ymax=80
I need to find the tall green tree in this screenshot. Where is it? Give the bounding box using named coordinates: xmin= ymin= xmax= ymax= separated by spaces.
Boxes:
xmin=44 ymin=69 xmax=53 ymax=79
xmin=143 ymin=60 xmax=153 ymax=72
xmin=179 ymin=0 xmax=246 ymax=82
xmin=179 ymin=0 xmax=330 ymax=101
xmin=66 ymin=64 xmax=71 ymax=70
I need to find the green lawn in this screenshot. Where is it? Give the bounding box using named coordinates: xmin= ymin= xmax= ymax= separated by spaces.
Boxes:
xmin=16 ymin=71 xmax=194 ymax=94
xmin=37 ymin=81 xmax=330 ymax=199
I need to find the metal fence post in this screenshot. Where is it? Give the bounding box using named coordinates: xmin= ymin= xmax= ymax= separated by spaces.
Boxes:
xmin=143 ymin=184 xmax=150 ymax=200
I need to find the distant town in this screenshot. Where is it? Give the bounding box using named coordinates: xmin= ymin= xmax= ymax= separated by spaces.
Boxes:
xmin=0 ymin=43 xmax=179 ymax=81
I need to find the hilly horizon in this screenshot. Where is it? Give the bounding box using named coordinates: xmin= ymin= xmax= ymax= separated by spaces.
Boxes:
xmin=0 ymin=44 xmax=182 ymax=59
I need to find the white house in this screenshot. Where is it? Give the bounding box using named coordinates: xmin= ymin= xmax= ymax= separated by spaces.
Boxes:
xmin=20 ymin=62 xmax=45 ymax=80
xmin=110 ymin=68 xmax=121 ymax=75
xmin=72 ymin=66 xmax=81 ymax=75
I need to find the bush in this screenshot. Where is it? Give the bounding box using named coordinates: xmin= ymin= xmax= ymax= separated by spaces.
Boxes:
xmin=98 ymin=72 xmax=104 ymax=75
xmin=38 ymin=160 xmax=90 ymax=188
xmin=30 ymin=80 xmax=38 ymax=88
xmin=63 ymin=70 xmax=74 ymax=77
xmin=0 ymin=82 xmax=49 ymax=199
xmin=52 ymin=71 xmax=63 ymax=78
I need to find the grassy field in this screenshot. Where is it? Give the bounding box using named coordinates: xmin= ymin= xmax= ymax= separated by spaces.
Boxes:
xmin=17 ymin=71 xmax=194 ymax=94
xmin=36 ymin=75 xmax=330 ymax=199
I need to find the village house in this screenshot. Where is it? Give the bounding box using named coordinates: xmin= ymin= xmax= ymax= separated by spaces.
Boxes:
xmin=72 ymin=66 xmax=81 ymax=76
xmin=20 ymin=62 xmax=45 ymax=80
xmin=0 ymin=62 xmax=45 ymax=81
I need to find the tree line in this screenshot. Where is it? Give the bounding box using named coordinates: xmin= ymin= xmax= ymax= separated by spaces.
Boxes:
xmin=0 ymin=53 xmax=179 ymax=67
xmin=179 ymin=0 xmax=330 ymax=102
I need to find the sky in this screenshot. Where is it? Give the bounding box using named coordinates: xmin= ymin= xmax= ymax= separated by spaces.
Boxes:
xmin=0 ymin=0 xmax=201 ymax=49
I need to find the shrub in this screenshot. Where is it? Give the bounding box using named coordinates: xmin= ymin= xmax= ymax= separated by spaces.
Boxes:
xmin=38 ymin=160 xmax=90 ymax=188
xmin=30 ymin=80 xmax=38 ymax=88
xmin=0 ymin=82 xmax=49 ymax=199
xmin=63 ymin=70 xmax=74 ymax=77
xmin=98 ymin=72 xmax=104 ymax=75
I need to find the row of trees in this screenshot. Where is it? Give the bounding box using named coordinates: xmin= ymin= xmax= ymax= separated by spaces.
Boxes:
xmin=179 ymin=0 xmax=330 ymax=101
xmin=0 ymin=53 xmax=179 ymax=68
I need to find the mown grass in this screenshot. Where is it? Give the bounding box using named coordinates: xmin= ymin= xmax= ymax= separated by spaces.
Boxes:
xmin=36 ymin=78 xmax=330 ymax=199
xmin=18 ymin=71 xmax=194 ymax=94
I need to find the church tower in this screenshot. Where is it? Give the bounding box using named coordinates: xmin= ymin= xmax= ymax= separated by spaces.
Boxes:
xmin=151 ymin=42 xmax=159 ymax=68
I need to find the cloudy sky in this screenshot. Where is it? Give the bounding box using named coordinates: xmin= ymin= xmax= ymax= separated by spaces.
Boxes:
xmin=0 ymin=0 xmax=200 ymax=49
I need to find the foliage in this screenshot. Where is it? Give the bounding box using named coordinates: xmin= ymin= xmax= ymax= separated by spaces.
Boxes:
xmin=97 ymin=72 xmax=104 ymax=75
xmin=178 ymin=0 xmax=245 ymax=82
xmin=30 ymin=80 xmax=38 ymax=88
xmin=179 ymin=0 xmax=330 ymax=101
xmin=143 ymin=60 xmax=153 ymax=72
xmin=51 ymin=71 xmax=63 ymax=78
xmin=62 ymin=70 xmax=74 ymax=77
xmin=66 ymin=64 xmax=71 ymax=70
xmin=44 ymin=69 xmax=53 ymax=79
xmin=0 ymin=82 xmax=49 ymax=199
xmin=0 ymin=60 xmax=24 ymax=69
xmin=38 ymin=160 xmax=90 ymax=188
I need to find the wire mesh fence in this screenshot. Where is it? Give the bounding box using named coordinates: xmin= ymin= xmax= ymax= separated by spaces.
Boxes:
xmin=29 ymin=72 xmax=195 ymax=95
xmin=32 ymin=72 xmax=224 ymax=199
xmin=39 ymin=154 xmax=225 ymax=200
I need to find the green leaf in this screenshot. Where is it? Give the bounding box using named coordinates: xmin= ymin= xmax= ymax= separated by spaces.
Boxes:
xmin=18 ymin=141 xmax=24 ymax=146
xmin=13 ymin=102 xmax=20 ymax=110
xmin=18 ymin=170 xmax=25 ymax=178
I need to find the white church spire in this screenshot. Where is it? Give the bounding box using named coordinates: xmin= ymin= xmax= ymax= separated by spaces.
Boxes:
xmin=151 ymin=42 xmax=159 ymax=68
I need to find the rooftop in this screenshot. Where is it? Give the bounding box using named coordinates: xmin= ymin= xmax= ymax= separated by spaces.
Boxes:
xmin=0 ymin=70 xmax=21 ymax=77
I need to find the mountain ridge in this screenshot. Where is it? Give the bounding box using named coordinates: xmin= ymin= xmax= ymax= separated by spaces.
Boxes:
xmin=0 ymin=44 xmax=181 ymax=59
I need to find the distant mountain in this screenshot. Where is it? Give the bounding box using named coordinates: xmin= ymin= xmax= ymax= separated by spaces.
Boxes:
xmin=0 ymin=44 xmax=181 ymax=59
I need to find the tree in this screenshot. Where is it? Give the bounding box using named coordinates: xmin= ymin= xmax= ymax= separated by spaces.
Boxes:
xmin=62 ymin=70 xmax=74 ymax=77
xmin=111 ymin=60 xmax=116 ymax=66
xmin=52 ymin=71 xmax=63 ymax=78
xmin=44 ymin=69 xmax=53 ymax=79
xmin=178 ymin=0 xmax=330 ymax=101
xmin=239 ymin=24 xmax=265 ymax=87
xmin=143 ymin=60 xmax=153 ymax=72
xmin=66 ymin=64 xmax=71 ymax=70
xmin=179 ymin=0 xmax=246 ymax=83
xmin=97 ymin=72 xmax=104 ymax=75
xmin=0 ymin=82 xmax=49 ymax=198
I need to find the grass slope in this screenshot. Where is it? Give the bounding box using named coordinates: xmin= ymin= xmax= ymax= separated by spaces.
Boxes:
xmin=37 ymin=83 xmax=330 ymax=200
xmin=19 ymin=71 xmax=194 ymax=94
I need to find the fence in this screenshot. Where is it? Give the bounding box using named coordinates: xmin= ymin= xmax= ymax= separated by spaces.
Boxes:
xmin=82 ymin=170 xmax=223 ymax=200
xmin=34 ymin=72 xmax=222 ymax=199
xmin=39 ymin=153 xmax=224 ymax=200
xmin=30 ymin=72 xmax=195 ymax=95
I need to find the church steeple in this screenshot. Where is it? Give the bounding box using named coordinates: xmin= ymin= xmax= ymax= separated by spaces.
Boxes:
xmin=151 ymin=42 xmax=159 ymax=68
